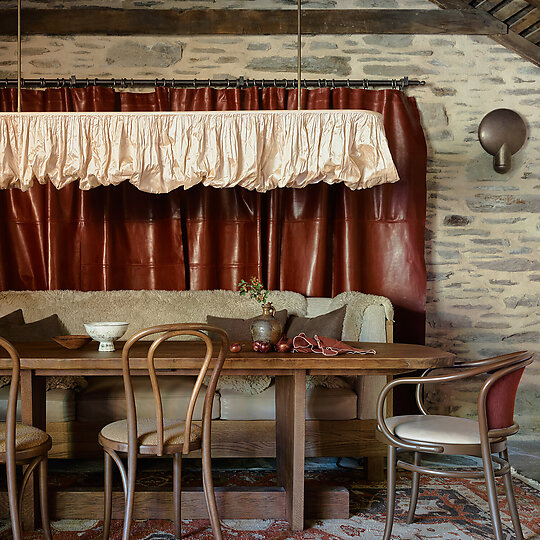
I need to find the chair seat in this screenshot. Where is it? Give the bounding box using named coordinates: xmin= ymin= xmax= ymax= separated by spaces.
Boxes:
xmin=386 ymin=414 xmax=481 ymax=445
xmin=100 ymin=418 xmax=202 ymax=448
xmin=0 ymin=422 xmax=50 ymax=452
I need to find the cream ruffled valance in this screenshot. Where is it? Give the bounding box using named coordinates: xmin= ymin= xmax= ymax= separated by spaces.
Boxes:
xmin=0 ymin=110 xmax=399 ymax=193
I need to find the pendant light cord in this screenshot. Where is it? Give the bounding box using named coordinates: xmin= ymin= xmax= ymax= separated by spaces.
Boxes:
xmin=297 ymin=0 xmax=302 ymax=110
xmin=17 ymin=0 xmax=21 ymax=112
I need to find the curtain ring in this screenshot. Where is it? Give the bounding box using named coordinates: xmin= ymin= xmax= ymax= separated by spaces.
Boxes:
xmin=40 ymin=78 xmax=46 ymax=88
xmin=193 ymin=78 xmax=198 ymax=89
xmin=130 ymin=78 xmax=134 ymax=88
xmin=207 ymin=78 xmax=211 ymax=88
xmin=331 ymin=79 xmax=335 ymax=89
xmin=346 ymin=79 xmax=351 ymax=88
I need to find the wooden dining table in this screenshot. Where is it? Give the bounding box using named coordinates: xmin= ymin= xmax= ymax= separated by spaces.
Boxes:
xmin=0 ymin=339 xmax=455 ymax=531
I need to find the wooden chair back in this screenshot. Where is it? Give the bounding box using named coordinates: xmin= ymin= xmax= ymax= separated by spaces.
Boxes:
xmin=121 ymin=323 xmax=229 ymax=456
xmin=0 ymin=337 xmax=20 ymax=467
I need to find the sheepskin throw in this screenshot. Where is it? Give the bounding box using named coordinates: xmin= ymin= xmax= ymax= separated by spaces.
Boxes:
xmin=0 ymin=289 xmax=307 ymax=336
xmin=330 ymin=291 xmax=393 ymax=341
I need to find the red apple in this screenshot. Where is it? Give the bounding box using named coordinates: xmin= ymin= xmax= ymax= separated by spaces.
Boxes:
xmin=258 ymin=341 xmax=272 ymax=353
xmin=252 ymin=340 xmax=261 ymax=352
xmin=230 ymin=342 xmax=241 ymax=353
xmin=276 ymin=337 xmax=293 ymax=353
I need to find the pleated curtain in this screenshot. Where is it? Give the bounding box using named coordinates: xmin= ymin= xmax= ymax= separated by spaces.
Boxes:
xmin=0 ymin=86 xmax=427 ymax=344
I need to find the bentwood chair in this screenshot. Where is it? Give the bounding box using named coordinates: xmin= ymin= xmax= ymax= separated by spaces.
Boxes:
xmin=98 ymin=324 xmax=229 ymax=540
xmin=376 ymin=350 xmax=534 ymax=540
xmin=0 ymin=337 xmax=53 ymax=540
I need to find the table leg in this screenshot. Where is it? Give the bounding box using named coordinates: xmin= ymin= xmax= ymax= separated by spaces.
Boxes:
xmin=20 ymin=370 xmax=46 ymax=529
xmin=275 ymin=370 xmax=306 ymax=531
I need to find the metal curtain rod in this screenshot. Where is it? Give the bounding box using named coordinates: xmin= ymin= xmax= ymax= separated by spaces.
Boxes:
xmin=0 ymin=76 xmax=424 ymax=90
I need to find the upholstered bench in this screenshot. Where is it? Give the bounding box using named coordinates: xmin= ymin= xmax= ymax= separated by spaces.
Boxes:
xmin=0 ymin=289 xmax=393 ymax=470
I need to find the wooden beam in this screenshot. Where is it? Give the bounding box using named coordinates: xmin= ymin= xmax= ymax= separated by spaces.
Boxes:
xmin=428 ymin=0 xmax=539 ymax=65
xmin=492 ymin=30 xmax=540 ymax=65
xmin=0 ymin=487 xmax=349 ymax=521
xmin=0 ymin=8 xmax=507 ymax=36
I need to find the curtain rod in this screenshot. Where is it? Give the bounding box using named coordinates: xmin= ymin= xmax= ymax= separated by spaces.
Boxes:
xmin=0 ymin=76 xmax=425 ymax=90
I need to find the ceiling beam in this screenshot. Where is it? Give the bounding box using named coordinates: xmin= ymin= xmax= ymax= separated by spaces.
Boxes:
xmin=0 ymin=8 xmax=507 ymax=36
xmin=491 ymin=30 xmax=540 ymax=64
xmin=428 ymin=0 xmax=540 ymax=66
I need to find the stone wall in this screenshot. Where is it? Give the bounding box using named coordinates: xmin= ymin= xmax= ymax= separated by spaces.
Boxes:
xmin=1 ymin=0 xmax=538 ymax=437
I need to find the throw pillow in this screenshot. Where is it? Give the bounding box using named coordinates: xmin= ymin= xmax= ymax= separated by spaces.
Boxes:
xmin=0 ymin=309 xmax=25 ymax=326
xmin=0 ymin=314 xmax=65 ymax=342
xmin=285 ymin=305 xmax=347 ymax=340
xmin=207 ymin=310 xmax=288 ymax=341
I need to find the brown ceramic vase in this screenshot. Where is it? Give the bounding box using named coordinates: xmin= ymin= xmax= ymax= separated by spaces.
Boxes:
xmin=250 ymin=302 xmax=282 ymax=345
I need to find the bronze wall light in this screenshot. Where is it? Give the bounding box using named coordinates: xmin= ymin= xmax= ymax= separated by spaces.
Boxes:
xmin=478 ymin=109 xmax=527 ymax=174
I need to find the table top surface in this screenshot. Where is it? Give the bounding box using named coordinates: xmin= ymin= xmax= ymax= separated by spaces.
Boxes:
xmin=0 ymin=340 xmax=455 ymax=374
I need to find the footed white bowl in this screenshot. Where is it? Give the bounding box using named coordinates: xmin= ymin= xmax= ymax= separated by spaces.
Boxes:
xmin=84 ymin=322 xmax=129 ymax=352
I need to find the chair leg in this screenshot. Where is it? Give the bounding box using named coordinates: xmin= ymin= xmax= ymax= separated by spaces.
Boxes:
xmin=122 ymin=451 xmax=137 ymax=540
xmin=406 ymin=451 xmax=421 ymax=525
xmin=201 ymin=444 xmax=222 ymax=540
xmin=39 ymin=457 xmax=52 ymax=540
xmin=173 ymin=453 xmax=182 ymax=539
xmin=500 ymin=449 xmax=524 ymax=540
xmin=383 ymin=445 xmax=397 ymax=540
xmin=6 ymin=459 xmax=22 ymax=540
xmin=482 ymin=446 xmax=504 ymax=540
xmin=103 ymin=451 xmax=113 ymax=540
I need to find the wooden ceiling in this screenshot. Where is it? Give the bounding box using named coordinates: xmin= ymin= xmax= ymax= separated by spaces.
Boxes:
xmin=429 ymin=0 xmax=540 ymax=65
xmin=0 ymin=1 xmax=538 ymax=66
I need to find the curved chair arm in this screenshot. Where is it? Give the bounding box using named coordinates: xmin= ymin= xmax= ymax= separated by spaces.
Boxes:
xmin=379 ymin=351 xmax=534 ymax=454
xmin=377 ymin=377 xmax=444 ymax=453
xmin=414 ymin=351 xmax=530 ymax=416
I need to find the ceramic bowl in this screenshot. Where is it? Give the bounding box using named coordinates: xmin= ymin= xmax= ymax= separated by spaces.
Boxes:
xmin=52 ymin=334 xmax=92 ymax=350
xmin=83 ymin=322 xmax=129 ymax=352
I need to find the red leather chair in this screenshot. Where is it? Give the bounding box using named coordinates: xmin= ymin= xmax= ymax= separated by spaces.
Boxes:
xmin=376 ymin=351 xmax=534 ymax=540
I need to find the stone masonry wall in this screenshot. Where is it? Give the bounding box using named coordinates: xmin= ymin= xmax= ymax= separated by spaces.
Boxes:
xmin=1 ymin=1 xmax=539 ymax=437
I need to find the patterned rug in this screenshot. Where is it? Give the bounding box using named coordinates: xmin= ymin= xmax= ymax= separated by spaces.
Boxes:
xmin=2 ymin=458 xmax=540 ymax=539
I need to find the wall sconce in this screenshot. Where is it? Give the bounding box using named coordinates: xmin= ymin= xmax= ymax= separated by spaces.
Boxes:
xmin=478 ymin=109 xmax=527 ymax=174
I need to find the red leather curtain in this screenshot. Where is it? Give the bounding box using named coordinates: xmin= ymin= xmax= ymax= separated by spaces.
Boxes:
xmin=0 ymin=86 xmax=426 ymax=343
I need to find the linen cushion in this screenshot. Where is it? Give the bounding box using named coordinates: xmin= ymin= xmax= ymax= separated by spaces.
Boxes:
xmin=0 ymin=314 xmax=64 ymax=342
xmin=207 ymin=310 xmax=288 ymax=341
xmin=385 ymin=414 xmax=481 ymax=445
xmin=77 ymin=376 xmax=220 ymax=423
xmin=0 ymin=309 xmax=24 ymax=326
xmin=285 ymin=305 xmax=346 ymax=339
xmin=100 ymin=418 xmax=201 ymax=447
xmin=220 ymin=384 xmax=358 ymax=421
xmin=0 ymin=423 xmax=50 ymax=452
xmin=0 ymin=387 xmax=76 ymax=423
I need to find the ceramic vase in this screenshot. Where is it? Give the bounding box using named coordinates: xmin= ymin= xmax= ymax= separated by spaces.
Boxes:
xmin=250 ymin=302 xmax=282 ymax=345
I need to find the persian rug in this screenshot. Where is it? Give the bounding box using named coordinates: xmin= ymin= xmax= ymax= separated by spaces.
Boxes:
xmin=1 ymin=459 xmax=540 ymax=539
